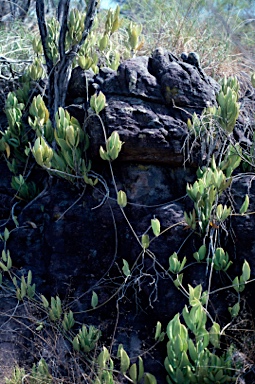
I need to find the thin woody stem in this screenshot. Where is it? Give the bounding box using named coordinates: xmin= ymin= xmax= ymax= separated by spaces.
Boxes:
xmin=36 ymin=0 xmax=53 ymax=75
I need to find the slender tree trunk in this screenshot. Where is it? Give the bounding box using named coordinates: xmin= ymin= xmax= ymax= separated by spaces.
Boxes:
xmin=36 ymin=0 xmax=98 ymax=123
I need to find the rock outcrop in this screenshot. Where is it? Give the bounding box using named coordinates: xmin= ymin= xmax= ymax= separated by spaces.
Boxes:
xmin=1 ymin=48 xmax=255 ymax=382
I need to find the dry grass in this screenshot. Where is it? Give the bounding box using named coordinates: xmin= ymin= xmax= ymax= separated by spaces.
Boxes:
xmin=122 ymin=0 xmax=255 ymax=79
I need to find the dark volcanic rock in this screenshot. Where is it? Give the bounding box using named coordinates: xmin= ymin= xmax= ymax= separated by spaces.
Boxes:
xmin=85 ymin=47 xmax=219 ymax=165
xmin=1 ymin=48 xmax=255 ymax=382
xmin=89 ymin=97 xmax=190 ymax=164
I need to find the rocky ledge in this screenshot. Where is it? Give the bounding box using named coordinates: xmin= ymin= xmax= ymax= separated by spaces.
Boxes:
xmin=1 ymin=48 xmax=255 ymax=382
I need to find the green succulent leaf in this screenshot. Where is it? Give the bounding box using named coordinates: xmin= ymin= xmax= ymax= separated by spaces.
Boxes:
xmin=90 ymin=91 xmax=106 ymax=114
xmin=173 ymin=273 xmax=183 ymax=289
xmin=144 ymin=373 xmax=157 ymax=384
xmin=228 ymin=302 xmax=240 ymax=318
xmin=232 ymin=276 xmax=240 ymax=292
xmin=97 ymin=346 xmax=110 ymax=369
xmin=117 ymin=190 xmax=127 ymax=208
xmin=72 ymin=335 xmax=80 ymax=351
xmin=4 ymin=227 xmax=10 ymax=242
xmin=0 ymin=261 xmax=8 ymax=272
xmin=240 ymin=194 xmax=249 ymax=215
xmin=7 ymin=253 xmax=12 ymax=270
xmin=119 ymin=347 xmax=130 ymax=374
xmin=129 ymin=363 xmax=137 ymax=383
xmin=209 ymin=322 xmax=220 ymax=348
xmin=138 ymin=356 xmax=144 ymax=382
xmin=91 ymin=291 xmax=98 ymax=309
xmin=151 ymin=218 xmax=160 ymax=237
xmin=242 ymin=260 xmax=250 ymax=282
xmin=142 ymin=234 xmax=150 ymax=249
xmin=155 ymin=321 xmax=162 ymax=341
xmin=122 ymin=259 xmax=131 ymax=277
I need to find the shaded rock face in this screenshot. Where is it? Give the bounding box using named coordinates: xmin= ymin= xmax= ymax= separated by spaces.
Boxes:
xmin=1 ymin=48 xmax=255 ymax=381
xmin=84 ymin=48 xmax=219 ymax=165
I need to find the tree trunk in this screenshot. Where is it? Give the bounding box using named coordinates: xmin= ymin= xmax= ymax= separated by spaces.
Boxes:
xmin=36 ymin=0 xmax=98 ymax=123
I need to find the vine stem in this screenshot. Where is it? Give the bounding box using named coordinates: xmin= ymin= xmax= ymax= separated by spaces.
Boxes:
xmin=205 ymin=227 xmax=218 ymax=311
xmin=96 ymin=114 xmax=143 ymax=247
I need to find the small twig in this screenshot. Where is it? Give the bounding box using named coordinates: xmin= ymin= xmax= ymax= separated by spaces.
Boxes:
xmin=22 ymin=374 xmax=30 ymax=384
xmin=56 ymin=186 xmax=86 ymax=221
xmin=20 ymin=180 xmax=50 ymax=214
xmin=0 ymin=56 xmax=32 ymax=64
xmin=210 ymin=278 xmax=255 ymax=296
xmin=79 ymin=0 xmax=99 ymax=50
xmin=89 ymin=170 xmax=110 ymax=209
xmin=0 ymin=300 xmax=20 ymax=330
xmin=109 ymin=300 xmax=119 ymax=355
xmin=11 ymin=201 xmax=20 ymax=226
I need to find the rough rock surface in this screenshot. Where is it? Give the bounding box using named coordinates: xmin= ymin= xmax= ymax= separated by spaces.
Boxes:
xmin=83 ymin=48 xmax=219 ymax=165
xmin=0 ymin=48 xmax=255 ymax=382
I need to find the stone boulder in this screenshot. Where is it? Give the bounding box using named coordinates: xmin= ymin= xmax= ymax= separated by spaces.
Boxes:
xmin=77 ymin=48 xmax=220 ymax=165
xmin=0 ymin=48 xmax=255 ymax=382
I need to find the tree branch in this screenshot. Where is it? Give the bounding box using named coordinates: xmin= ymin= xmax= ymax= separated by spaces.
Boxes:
xmin=36 ymin=0 xmax=98 ymax=121
xmin=75 ymin=0 xmax=98 ymax=54
xmin=52 ymin=0 xmax=98 ymax=111
xmin=62 ymin=0 xmax=98 ymax=60
xmin=36 ymin=0 xmax=53 ymax=75
xmin=58 ymin=0 xmax=70 ymax=60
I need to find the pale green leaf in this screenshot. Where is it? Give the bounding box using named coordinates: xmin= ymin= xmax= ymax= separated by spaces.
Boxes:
xmin=155 ymin=321 xmax=162 ymax=341
xmin=142 ymin=234 xmax=150 ymax=249
xmin=7 ymin=254 xmax=12 ymax=270
xmin=198 ymin=244 xmax=206 ymax=261
xmin=117 ymin=190 xmax=127 ymax=208
xmin=120 ymin=347 xmax=130 ymax=373
xmin=2 ymin=249 xmax=7 ymax=262
xmin=91 ymin=291 xmax=98 ymax=309
xmin=242 ymin=260 xmax=250 ymax=282
xmin=4 ymin=227 xmax=10 ymax=242
xmin=228 ymin=302 xmax=240 ymax=318
xmin=232 ymin=276 xmax=240 ymax=293
xmin=209 ymin=322 xmax=220 ymax=348
xmin=122 ymin=259 xmax=131 ymax=277
xmin=144 ymin=373 xmax=157 ymax=384
xmin=97 ymin=346 xmax=110 ymax=369
xmin=151 ymin=218 xmax=160 ymax=237
xmin=129 ymin=363 xmax=137 ymax=383
xmin=138 ymin=356 xmax=144 ymax=382
xmin=41 ymin=294 xmax=49 ymax=308
xmin=0 ymin=261 xmax=8 ymax=272
xmin=240 ymin=194 xmax=249 ymax=214
xmin=173 ymin=273 xmax=183 ymax=289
